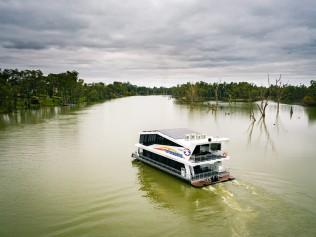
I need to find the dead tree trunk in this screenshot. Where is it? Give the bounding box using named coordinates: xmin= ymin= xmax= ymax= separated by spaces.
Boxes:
xmin=257 ymin=74 xmax=270 ymax=118
xmin=257 ymin=99 xmax=268 ymax=118
xmin=275 ymin=74 xmax=283 ymax=113
xmin=214 ymin=83 xmax=219 ymax=108
xmin=187 ymin=83 xmax=197 ymax=103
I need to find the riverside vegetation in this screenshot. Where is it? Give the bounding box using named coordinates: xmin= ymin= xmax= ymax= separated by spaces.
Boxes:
xmin=0 ymin=68 xmax=316 ymax=113
xmin=0 ymin=69 xmax=168 ymax=113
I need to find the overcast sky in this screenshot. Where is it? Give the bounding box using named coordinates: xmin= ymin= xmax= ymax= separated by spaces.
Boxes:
xmin=0 ymin=0 xmax=316 ymax=86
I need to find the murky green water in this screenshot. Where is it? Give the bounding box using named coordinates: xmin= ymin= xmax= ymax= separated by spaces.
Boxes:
xmin=0 ymin=96 xmax=315 ymax=237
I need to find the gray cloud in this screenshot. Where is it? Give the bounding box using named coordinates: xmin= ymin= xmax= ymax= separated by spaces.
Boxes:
xmin=0 ymin=0 xmax=316 ymax=86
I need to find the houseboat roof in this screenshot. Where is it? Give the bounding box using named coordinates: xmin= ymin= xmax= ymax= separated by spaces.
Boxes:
xmin=141 ymin=128 xmax=229 ymax=145
xmin=157 ymin=128 xmax=198 ymax=139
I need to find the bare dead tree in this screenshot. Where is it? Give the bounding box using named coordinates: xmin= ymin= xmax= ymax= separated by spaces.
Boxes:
xmin=214 ymin=82 xmax=219 ymax=108
xmin=275 ymin=74 xmax=283 ymax=113
xmin=228 ymin=94 xmax=232 ymax=105
xmin=290 ymin=106 xmax=293 ymax=119
xmin=247 ymin=88 xmax=256 ymax=121
xmin=187 ymin=83 xmax=197 ymax=103
xmin=257 ymin=90 xmax=269 ymax=118
xmin=257 ymin=74 xmax=270 ymax=118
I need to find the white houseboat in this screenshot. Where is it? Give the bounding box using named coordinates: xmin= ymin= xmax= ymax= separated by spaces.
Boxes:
xmin=132 ymin=128 xmax=234 ymax=187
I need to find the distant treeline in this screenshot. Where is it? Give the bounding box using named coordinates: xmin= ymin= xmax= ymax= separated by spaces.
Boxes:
xmin=170 ymin=80 xmax=316 ymax=105
xmin=0 ymin=69 xmax=316 ymax=113
xmin=0 ymin=69 xmax=168 ymax=113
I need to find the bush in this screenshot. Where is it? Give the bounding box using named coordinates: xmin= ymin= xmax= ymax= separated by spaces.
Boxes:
xmin=303 ymin=96 xmax=316 ymax=106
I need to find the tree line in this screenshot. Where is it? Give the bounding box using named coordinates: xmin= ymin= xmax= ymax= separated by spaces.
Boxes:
xmin=170 ymin=79 xmax=316 ymax=106
xmin=0 ymin=69 xmax=168 ymax=113
xmin=0 ymin=69 xmax=315 ymax=113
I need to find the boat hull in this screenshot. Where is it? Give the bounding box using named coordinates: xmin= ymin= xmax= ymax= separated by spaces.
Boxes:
xmin=132 ymin=152 xmax=235 ymax=187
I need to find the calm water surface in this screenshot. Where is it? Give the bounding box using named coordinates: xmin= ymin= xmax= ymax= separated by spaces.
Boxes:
xmin=0 ymin=96 xmax=316 ymax=237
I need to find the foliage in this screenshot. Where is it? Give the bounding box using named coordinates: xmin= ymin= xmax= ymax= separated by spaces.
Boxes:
xmin=0 ymin=69 xmax=169 ymax=113
xmin=1 ymin=68 xmax=315 ymax=113
xmin=171 ymin=80 xmax=316 ymax=106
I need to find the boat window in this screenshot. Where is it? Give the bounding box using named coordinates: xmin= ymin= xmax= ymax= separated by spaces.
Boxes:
xmin=142 ymin=150 xmax=185 ymax=171
xmin=156 ymin=134 xmax=178 ymax=146
xmin=192 ymin=145 xmax=200 ymax=155
xmin=139 ymin=135 xmax=144 ymax=144
xmin=193 ymin=165 xmax=213 ymax=174
xmin=211 ymin=143 xmax=221 ymax=151
xmin=139 ymin=134 xmax=182 ymax=147
xmin=192 ymin=144 xmax=209 ymax=155
xmin=140 ymin=134 xmax=152 ymax=146
xmin=200 ymin=144 xmax=209 ymax=152
xmin=149 ymin=134 xmax=156 ymax=144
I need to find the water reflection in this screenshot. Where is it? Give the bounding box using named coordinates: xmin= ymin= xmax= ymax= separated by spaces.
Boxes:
xmin=132 ymin=159 xmax=316 ymax=236
xmin=174 ymin=100 xmax=257 ymax=118
xmin=133 ymin=160 xmax=224 ymax=213
xmin=305 ymin=107 xmax=316 ymax=123
xmin=247 ymin=118 xmax=276 ymax=152
xmin=132 ymin=160 xmax=258 ymax=215
xmin=132 ymin=160 xmax=256 ymax=236
xmin=0 ymin=106 xmax=83 ymax=129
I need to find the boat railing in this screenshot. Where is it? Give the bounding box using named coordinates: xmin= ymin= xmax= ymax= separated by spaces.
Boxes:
xmin=192 ymin=171 xmax=217 ymax=180
xmin=190 ymin=153 xmax=226 ymax=163
xmin=191 ymin=170 xmax=229 ymax=181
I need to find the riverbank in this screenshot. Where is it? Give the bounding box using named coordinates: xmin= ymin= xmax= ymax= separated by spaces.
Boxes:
xmin=0 ymin=69 xmax=169 ymax=113
xmin=170 ymin=80 xmax=316 ymax=107
xmin=1 ymin=69 xmax=316 ymax=113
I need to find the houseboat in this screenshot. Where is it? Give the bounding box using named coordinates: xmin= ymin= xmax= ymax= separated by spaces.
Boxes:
xmin=131 ymin=128 xmax=234 ymax=187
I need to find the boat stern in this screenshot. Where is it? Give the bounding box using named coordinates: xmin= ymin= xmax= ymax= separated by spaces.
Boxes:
xmin=190 ymin=171 xmax=235 ymax=188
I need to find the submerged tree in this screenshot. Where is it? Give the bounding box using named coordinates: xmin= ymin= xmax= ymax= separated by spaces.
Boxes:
xmin=256 ymin=74 xmax=272 ymax=118
xmin=257 ymin=89 xmax=269 ymax=118
xmin=186 ymin=83 xmax=198 ymax=103
xmin=273 ymin=74 xmax=284 ymax=114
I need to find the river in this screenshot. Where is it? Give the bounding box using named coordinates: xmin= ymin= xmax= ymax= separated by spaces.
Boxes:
xmin=0 ymin=96 xmax=315 ymax=237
